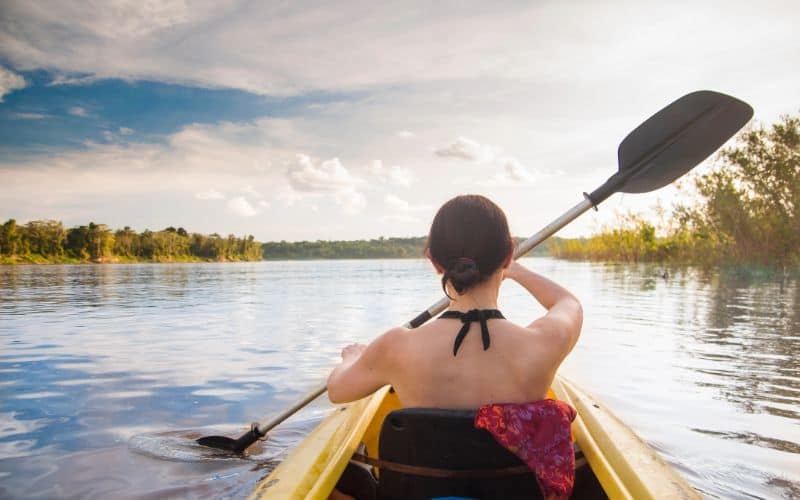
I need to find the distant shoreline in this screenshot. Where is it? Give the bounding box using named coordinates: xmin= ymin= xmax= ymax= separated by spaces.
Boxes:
xmin=0 ymin=254 xmax=425 ymax=265
xmin=0 ymin=224 xmax=554 ymax=264
xmin=0 ymin=256 xmax=256 ymax=265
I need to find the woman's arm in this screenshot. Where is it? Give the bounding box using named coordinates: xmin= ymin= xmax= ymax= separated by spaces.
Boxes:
xmin=504 ymin=261 xmax=583 ymax=357
xmin=326 ymin=327 xmax=403 ymax=404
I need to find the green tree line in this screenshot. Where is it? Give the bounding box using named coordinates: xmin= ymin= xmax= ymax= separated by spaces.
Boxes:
xmin=262 ymin=237 xmax=427 ymax=260
xmin=0 ymin=222 xmax=263 ymax=263
xmin=0 ymin=218 xmax=564 ymax=265
xmin=551 ymin=113 xmax=800 ymax=267
xmin=262 ymin=236 xmax=556 ymax=260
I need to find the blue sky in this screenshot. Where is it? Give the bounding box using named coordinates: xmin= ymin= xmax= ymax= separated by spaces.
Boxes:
xmin=0 ymin=71 xmax=320 ymax=152
xmin=0 ymin=1 xmax=798 ymax=241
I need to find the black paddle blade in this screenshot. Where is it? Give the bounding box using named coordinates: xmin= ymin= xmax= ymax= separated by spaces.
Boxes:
xmin=196 ymin=425 xmax=264 ymax=454
xmin=588 ymin=90 xmax=753 ymax=205
xmin=618 ymin=90 xmax=753 ymax=193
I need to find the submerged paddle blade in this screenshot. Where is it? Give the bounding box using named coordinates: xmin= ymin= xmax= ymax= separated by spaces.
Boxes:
xmin=196 ymin=435 xmax=240 ymax=452
xmin=196 ymin=425 xmax=264 ymax=454
xmin=588 ymin=90 xmax=753 ymax=205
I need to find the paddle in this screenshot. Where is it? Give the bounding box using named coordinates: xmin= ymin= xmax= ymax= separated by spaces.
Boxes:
xmin=196 ymin=90 xmax=753 ymax=454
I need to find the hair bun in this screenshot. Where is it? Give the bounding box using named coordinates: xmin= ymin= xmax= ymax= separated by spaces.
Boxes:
xmin=427 ymin=195 xmax=512 ymax=298
xmin=448 ymin=257 xmax=481 ymax=294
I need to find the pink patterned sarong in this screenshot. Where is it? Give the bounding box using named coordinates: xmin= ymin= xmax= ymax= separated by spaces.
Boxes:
xmin=475 ymin=400 xmax=577 ymax=500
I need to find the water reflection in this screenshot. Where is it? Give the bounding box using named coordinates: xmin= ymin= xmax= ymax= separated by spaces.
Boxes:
xmin=0 ymin=260 xmax=798 ymax=498
xmin=690 ymin=270 xmax=799 ymax=422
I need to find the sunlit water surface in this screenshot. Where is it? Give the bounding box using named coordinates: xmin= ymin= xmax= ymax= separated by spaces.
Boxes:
xmin=0 ymin=259 xmax=797 ymax=499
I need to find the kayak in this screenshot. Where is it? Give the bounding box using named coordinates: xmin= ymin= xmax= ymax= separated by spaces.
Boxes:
xmin=250 ymin=376 xmax=699 ymax=499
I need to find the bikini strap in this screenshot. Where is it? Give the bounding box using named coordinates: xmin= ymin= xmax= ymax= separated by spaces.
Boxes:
xmin=439 ymin=309 xmax=505 ymax=356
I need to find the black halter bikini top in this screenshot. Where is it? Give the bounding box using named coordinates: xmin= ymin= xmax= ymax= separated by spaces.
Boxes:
xmin=439 ymin=309 xmax=505 ymax=356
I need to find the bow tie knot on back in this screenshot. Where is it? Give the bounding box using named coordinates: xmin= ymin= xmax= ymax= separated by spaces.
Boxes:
xmin=440 ymin=308 xmax=505 ymax=356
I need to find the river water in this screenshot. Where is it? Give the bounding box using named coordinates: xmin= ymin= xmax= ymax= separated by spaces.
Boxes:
xmin=0 ymin=258 xmax=797 ymax=499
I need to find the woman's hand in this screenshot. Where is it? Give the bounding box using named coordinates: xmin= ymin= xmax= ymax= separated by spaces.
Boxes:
xmin=503 ymin=260 xmax=524 ymax=281
xmin=327 ymin=331 xmax=400 ymax=404
xmin=340 ymin=343 xmax=367 ymax=362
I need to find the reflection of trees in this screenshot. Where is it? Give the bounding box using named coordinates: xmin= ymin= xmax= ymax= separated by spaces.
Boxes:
xmin=0 ymin=264 xmax=215 ymax=312
xmin=0 ymin=265 xmax=68 ymax=313
xmin=691 ymin=269 xmax=799 ymax=423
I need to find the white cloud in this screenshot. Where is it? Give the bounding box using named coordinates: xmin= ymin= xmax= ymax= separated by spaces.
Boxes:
xmin=119 ymin=127 xmax=135 ymax=135
xmin=384 ymin=193 xmax=430 ymax=214
xmin=367 ymin=160 xmax=413 ymax=186
xmin=14 ymin=112 xmax=49 ymax=120
xmin=68 ymin=106 xmax=88 ymax=117
xmin=242 ymin=185 xmax=265 ymax=199
xmin=433 ymin=137 xmax=539 ymax=185
xmin=226 ymin=196 xmax=258 ymax=217
xmin=500 ymin=158 xmax=539 ymax=184
xmin=383 ymin=214 xmax=418 ymax=223
xmin=47 ymin=74 xmax=101 ymax=87
xmin=0 ymin=66 xmax=26 ymax=102
xmin=335 ymin=189 xmax=366 ymax=214
xmin=434 ymin=137 xmax=495 ymax=162
xmin=277 ymin=186 xmax=304 ymax=207
xmin=287 ymin=155 xmax=360 ymax=193
xmin=396 ymin=130 xmax=415 ymax=138
xmin=241 ymin=186 xmax=271 ymax=209
xmin=101 ymin=130 xmax=114 ymax=141
xmin=285 ymin=155 xmax=367 ymax=214
xmin=195 ymin=189 xmax=225 ymax=200
xmin=384 ymin=193 xmax=410 ymax=212
xmin=0 ymin=116 xmax=299 ymax=211
xmin=0 ymin=1 xmax=789 ymax=100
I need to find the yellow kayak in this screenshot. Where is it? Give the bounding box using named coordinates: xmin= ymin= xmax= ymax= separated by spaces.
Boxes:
xmin=250 ymin=376 xmax=698 ymax=499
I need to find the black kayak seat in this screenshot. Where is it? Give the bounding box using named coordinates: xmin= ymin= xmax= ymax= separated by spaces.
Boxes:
xmin=376 ymin=407 xmax=542 ymax=500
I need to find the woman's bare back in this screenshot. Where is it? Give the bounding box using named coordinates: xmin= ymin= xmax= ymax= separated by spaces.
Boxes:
xmin=389 ymin=317 xmax=558 ymax=408
xmin=326 ymin=262 xmax=581 ymax=409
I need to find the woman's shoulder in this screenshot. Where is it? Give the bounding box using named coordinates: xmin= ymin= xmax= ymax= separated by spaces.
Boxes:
xmin=499 ymin=320 xmax=578 ymax=379
xmin=367 ymin=325 xmax=411 ymax=359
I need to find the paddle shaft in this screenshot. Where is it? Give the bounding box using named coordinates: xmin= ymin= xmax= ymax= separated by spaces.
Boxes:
xmin=253 ymin=195 xmax=597 ymax=436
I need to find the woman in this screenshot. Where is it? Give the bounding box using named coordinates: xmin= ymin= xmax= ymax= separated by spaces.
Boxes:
xmin=327 ymin=194 xmax=583 ymax=499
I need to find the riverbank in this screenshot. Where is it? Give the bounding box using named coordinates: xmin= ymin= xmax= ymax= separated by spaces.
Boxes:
xmin=1 ymin=235 xmax=557 ymax=263
xmin=0 ymin=254 xmax=259 ymax=265
xmin=549 ymin=217 xmax=799 ymax=275
xmin=0 ymin=221 xmax=263 ymax=263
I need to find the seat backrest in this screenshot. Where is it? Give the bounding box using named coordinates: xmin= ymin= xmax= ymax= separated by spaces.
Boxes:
xmin=377 ymin=408 xmax=542 ymax=500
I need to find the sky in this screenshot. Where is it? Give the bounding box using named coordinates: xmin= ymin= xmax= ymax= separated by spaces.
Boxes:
xmin=0 ymin=1 xmax=798 ymax=241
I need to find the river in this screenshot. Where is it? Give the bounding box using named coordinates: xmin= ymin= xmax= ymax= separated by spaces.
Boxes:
xmin=0 ymin=258 xmax=797 ymax=498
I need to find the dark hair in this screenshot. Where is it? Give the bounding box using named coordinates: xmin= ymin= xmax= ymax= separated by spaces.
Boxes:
xmin=426 ymin=195 xmax=513 ymax=297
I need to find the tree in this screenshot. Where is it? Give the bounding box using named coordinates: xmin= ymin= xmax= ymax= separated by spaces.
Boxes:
xmin=0 ymin=219 xmax=21 ymax=256
xmin=678 ymin=113 xmax=800 ymax=265
xmin=87 ymin=222 xmax=114 ymax=261
xmin=66 ymin=225 xmax=90 ymax=259
xmin=546 ymin=113 xmax=800 ymax=265
xmin=25 ymin=220 xmax=66 ymax=257
xmin=114 ymin=226 xmax=138 ymax=257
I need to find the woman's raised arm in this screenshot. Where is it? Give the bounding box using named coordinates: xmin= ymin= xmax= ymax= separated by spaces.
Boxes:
xmin=504 ymin=261 xmax=583 ymax=357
